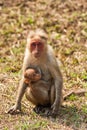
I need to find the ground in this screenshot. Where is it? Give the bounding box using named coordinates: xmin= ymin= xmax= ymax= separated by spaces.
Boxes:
xmin=0 ymin=0 xmax=87 ymax=130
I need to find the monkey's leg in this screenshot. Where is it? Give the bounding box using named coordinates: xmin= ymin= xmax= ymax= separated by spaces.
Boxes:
xmin=45 ymin=85 xmax=56 ymax=117
xmin=50 ymin=85 xmax=55 ymax=105
xmin=25 ymin=87 xmax=39 ymax=105
xmin=25 ymin=85 xmax=50 ymax=114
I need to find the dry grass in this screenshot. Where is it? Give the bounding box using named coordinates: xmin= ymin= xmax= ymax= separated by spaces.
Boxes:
xmin=0 ymin=0 xmax=87 ymax=129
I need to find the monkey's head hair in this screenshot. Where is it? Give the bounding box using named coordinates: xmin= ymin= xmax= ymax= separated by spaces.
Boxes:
xmin=27 ymin=29 xmax=48 ymax=43
xmin=26 ymin=29 xmax=48 ymax=56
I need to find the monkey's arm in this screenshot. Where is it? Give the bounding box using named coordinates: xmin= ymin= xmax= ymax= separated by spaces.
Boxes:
xmin=8 ymin=77 xmax=27 ymax=114
xmin=53 ymin=71 xmax=63 ymax=110
xmin=49 ymin=61 xmax=63 ymax=116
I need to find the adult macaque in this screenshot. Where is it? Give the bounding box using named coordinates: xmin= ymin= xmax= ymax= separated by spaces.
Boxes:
xmin=24 ymin=68 xmax=41 ymax=84
xmin=8 ymin=29 xmax=63 ymax=117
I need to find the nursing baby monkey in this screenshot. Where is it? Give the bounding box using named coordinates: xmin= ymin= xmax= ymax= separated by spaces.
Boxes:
xmin=8 ymin=29 xmax=63 ymax=117
xmin=24 ymin=68 xmax=41 ymax=84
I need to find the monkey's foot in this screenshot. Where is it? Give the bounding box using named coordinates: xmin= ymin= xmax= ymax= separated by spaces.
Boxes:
xmin=33 ymin=105 xmax=46 ymax=114
xmin=45 ymin=109 xmax=58 ymax=118
xmin=33 ymin=104 xmax=53 ymax=116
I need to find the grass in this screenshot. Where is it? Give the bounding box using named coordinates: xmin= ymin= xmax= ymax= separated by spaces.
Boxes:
xmin=0 ymin=0 xmax=87 ymax=130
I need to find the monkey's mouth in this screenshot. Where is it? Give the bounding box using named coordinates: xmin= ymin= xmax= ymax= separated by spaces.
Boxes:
xmin=34 ymin=52 xmax=40 ymax=58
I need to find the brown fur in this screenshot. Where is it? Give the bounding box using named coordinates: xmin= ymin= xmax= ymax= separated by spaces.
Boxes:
xmin=8 ymin=29 xmax=63 ymax=117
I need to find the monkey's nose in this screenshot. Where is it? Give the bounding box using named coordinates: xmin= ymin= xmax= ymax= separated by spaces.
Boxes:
xmin=34 ymin=52 xmax=40 ymax=58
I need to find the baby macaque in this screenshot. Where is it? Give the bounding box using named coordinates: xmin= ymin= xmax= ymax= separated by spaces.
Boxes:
xmin=24 ymin=68 xmax=41 ymax=84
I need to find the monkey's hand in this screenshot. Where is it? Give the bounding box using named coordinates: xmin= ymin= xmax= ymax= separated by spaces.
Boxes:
xmin=47 ymin=103 xmax=59 ymax=118
xmin=52 ymin=101 xmax=60 ymax=117
xmin=24 ymin=78 xmax=30 ymax=84
xmin=8 ymin=103 xmax=21 ymax=114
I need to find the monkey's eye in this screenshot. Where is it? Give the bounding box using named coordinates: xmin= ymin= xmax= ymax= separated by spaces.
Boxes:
xmin=31 ymin=42 xmax=36 ymax=47
xmin=31 ymin=43 xmax=37 ymax=50
xmin=37 ymin=42 xmax=42 ymax=46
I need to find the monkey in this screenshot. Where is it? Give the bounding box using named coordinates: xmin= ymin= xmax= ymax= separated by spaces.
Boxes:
xmin=24 ymin=68 xmax=41 ymax=84
xmin=8 ymin=29 xmax=63 ymax=117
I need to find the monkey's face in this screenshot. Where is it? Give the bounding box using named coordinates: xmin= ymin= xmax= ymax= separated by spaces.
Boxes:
xmin=30 ymin=39 xmax=44 ymax=58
